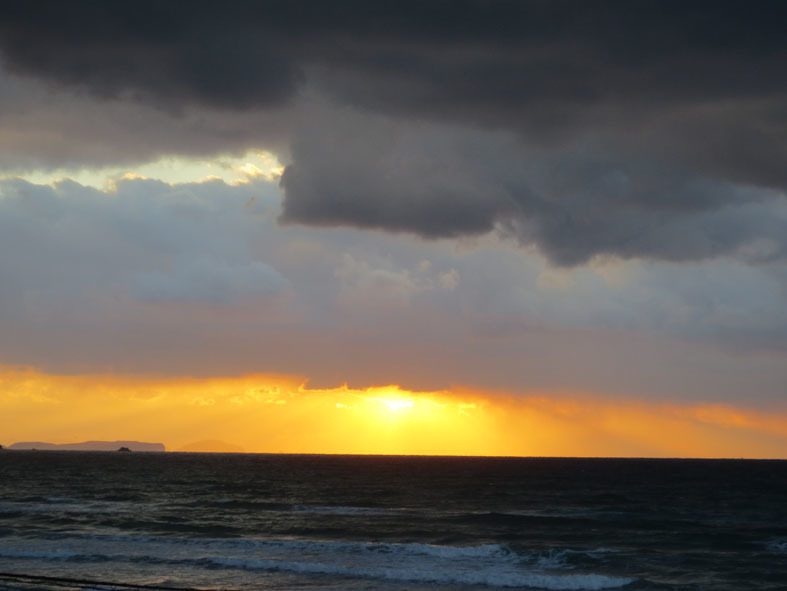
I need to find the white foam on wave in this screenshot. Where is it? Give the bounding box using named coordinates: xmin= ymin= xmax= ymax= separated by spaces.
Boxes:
xmin=44 ymin=497 xmax=78 ymax=503
xmin=765 ymin=539 xmax=787 ymax=553
xmin=534 ymin=548 xmax=621 ymax=570
xmin=535 ymin=550 xmax=572 ymax=570
xmin=0 ymin=533 xmax=632 ymax=590
xmin=206 ymin=556 xmax=633 ymax=590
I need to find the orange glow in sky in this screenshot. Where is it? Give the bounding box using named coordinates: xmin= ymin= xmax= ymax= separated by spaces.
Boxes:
xmin=1 ymin=365 xmax=785 ymax=458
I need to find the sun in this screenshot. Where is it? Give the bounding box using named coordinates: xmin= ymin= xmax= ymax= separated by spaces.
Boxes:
xmin=382 ymin=398 xmax=414 ymax=412
xmin=362 ymin=386 xmax=417 ymax=415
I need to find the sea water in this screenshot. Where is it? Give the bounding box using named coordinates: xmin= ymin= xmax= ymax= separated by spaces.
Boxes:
xmin=0 ymin=453 xmax=785 ymax=591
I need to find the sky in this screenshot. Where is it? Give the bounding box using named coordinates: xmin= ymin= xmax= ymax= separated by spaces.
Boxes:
xmin=1 ymin=1 xmax=786 ymax=457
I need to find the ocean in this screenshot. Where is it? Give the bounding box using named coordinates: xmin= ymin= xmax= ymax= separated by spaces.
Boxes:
xmin=0 ymin=453 xmax=785 ymax=591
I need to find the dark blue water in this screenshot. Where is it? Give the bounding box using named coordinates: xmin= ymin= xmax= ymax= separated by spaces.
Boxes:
xmin=0 ymin=452 xmax=785 ymax=591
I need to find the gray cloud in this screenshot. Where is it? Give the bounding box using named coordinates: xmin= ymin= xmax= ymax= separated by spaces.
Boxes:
xmin=132 ymin=258 xmax=285 ymax=304
xmin=0 ymin=69 xmax=293 ymax=172
xmin=281 ymin=110 xmax=787 ymax=265
xmin=279 ymin=114 xmax=516 ymax=238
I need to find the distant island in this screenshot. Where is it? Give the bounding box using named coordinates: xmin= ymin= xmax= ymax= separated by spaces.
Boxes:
xmin=7 ymin=440 xmax=166 ymax=452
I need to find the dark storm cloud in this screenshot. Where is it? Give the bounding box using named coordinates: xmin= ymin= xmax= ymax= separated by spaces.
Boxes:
xmin=279 ymin=116 xmax=514 ymax=239
xmin=0 ymin=2 xmax=298 ymax=109
xmin=3 ymin=1 xmax=786 ymax=112
xmin=2 ymin=0 xmax=787 ymax=264
xmin=280 ymin=113 xmax=787 ymax=265
xmin=0 ymin=68 xmax=293 ymax=172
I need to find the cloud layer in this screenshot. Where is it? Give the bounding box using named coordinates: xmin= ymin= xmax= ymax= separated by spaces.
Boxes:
xmin=1 ymin=175 xmax=786 ymax=404
xmin=281 ymin=110 xmax=787 ymax=265
xmin=2 ymin=1 xmax=787 ymax=264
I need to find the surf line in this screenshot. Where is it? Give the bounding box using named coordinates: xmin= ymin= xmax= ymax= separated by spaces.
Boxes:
xmin=0 ymin=572 xmax=238 ymax=591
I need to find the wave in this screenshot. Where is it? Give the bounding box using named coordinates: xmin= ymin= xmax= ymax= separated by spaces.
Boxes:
xmin=205 ymin=556 xmax=632 ymax=589
xmin=0 ymin=553 xmax=631 ymax=591
xmin=212 ymin=538 xmax=516 ymax=559
xmin=18 ymin=532 xmax=510 ymax=558
xmin=531 ymin=548 xmax=621 ymax=569
xmin=0 ymin=548 xmax=112 ymax=561
xmin=0 ymin=534 xmax=615 ymax=564
xmin=44 ymin=497 xmax=78 ymax=504
xmin=764 ymin=539 xmax=787 ymax=553
xmin=0 ymin=535 xmax=633 ymax=590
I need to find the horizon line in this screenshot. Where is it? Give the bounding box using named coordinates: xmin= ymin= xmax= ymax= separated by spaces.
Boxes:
xmin=2 ymin=448 xmax=784 ymax=461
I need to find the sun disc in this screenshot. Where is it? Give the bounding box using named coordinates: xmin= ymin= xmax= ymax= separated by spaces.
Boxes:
xmin=383 ymin=398 xmax=414 ymax=412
